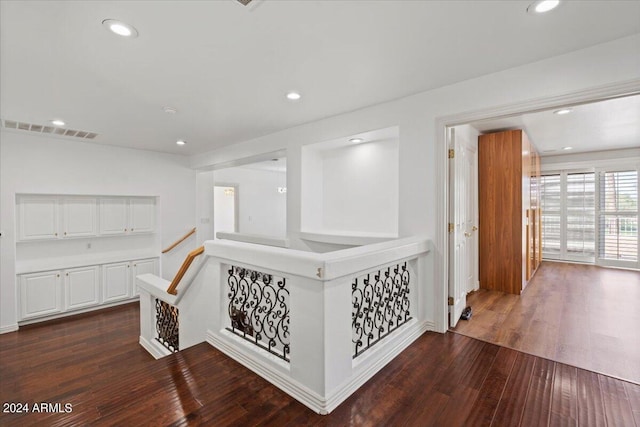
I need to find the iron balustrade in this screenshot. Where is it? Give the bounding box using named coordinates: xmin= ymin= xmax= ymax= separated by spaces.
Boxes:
xmin=226 ymin=265 xmax=290 ymax=362
xmin=155 ymin=299 xmax=179 ymax=353
xmin=352 ymin=262 xmax=411 ymax=358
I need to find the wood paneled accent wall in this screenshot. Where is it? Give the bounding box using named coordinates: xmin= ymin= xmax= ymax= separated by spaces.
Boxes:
xmin=478 ymin=129 xmax=541 ymax=295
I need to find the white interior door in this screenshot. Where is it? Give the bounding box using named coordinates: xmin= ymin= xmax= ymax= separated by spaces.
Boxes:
xmin=449 ymin=125 xmax=479 ymax=327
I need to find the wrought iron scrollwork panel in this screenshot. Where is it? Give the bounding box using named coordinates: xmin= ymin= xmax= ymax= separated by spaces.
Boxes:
xmin=155 ymin=299 xmax=179 ymax=353
xmin=226 ymin=265 xmax=290 ymax=362
xmin=352 ymin=262 xmax=411 ymax=358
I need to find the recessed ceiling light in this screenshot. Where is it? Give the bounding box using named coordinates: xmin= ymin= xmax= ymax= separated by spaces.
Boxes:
xmin=163 ymin=106 xmax=177 ymax=114
xmin=562 ymin=146 xmax=573 ymax=150
xmin=349 ymin=138 xmax=364 ymax=143
xmin=286 ymin=91 xmax=301 ymax=101
xmin=527 ymin=0 xmax=560 ymax=14
xmin=50 ymin=119 xmax=65 ymax=126
xmin=554 ymin=108 xmax=572 ymax=115
xmin=102 ymin=19 xmax=138 ymax=38
xmin=176 ymin=140 xmax=187 ymax=146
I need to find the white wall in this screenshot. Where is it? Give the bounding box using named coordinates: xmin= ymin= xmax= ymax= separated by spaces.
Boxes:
xmin=213 ymin=166 xmax=287 ymax=237
xmin=190 ymin=34 xmax=640 ymax=327
xmin=301 ymin=138 xmax=398 ymax=234
xmin=0 ymin=131 xmax=196 ymax=331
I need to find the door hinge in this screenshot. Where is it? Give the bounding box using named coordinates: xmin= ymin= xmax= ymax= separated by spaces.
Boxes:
xmin=448 ymin=149 xmax=455 ymax=159
xmin=448 ymin=223 xmax=454 ymax=233
xmin=448 ymin=296 xmax=454 ymax=306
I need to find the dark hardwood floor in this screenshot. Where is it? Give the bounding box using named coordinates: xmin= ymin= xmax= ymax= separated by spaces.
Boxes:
xmin=451 ymin=261 xmax=640 ymax=384
xmin=1 ymin=303 xmax=639 ymax=426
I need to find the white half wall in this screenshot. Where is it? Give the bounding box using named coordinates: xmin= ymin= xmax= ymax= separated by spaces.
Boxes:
xmin=0 ymin=131 xmax=196 ymax=330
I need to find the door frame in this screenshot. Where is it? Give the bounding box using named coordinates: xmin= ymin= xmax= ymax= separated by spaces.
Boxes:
xmin=434 ymin=78 xmax=640 ymax=333
xmin=213 ymin=183 xmax=240 ymax=236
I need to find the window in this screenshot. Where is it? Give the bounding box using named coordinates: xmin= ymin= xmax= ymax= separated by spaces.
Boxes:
xmin=598 ymin=170 xmax=638 ymax=265
xmin=540 ymin=174 xmax=561 ymax=258
xmin=566 ymin=172 xmax=595 ymax=259
xmin=540 ymin=172 xmax=595 ymax=262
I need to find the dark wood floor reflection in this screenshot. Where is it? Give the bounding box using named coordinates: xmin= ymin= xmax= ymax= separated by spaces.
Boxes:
xmin=451 ymin=262 xmax=640 ymax=384
xmin=1 ymin=303 xmax=639 ymax=426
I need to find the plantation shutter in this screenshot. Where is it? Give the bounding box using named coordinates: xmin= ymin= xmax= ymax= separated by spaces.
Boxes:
xmin=540 ymin=174 xmax=561 ymax=258
xmin=566 ymin=172 xmax=595 ymax=259
xmin=598 ymin=170 xmax=638 ymax=263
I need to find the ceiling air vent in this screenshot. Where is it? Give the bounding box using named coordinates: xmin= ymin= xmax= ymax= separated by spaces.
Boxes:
xmin=2 ymin=119 xmax=98 ymax=140
xmin=234 ymin=0 xmax=262 ymax=10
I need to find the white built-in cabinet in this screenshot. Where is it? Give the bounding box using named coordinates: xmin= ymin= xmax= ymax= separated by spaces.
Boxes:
xmin=131 ymin=258 xmax=157 ymax=296
xmin=20 ymin=270 xmax=64 ymax=319
xmin=100 ymin=197 xmax=156 ymax=235
xmin=62 ymin=197 xmax=98 ymax=238
xmin=129 ymin=198 xmax=156 ymax=233
xmin=18 ymin=196 xmax=60 ymax=240
xmin=19 ymin=258 xmax=158 ymax=321
xmin=102 ymin=262 xmax=130 ymax=303
xmin=16 ymin=193 xmax=159 ymax=323
xmin=65 ymin=266 xmax=100 ymax=310
xmin=17 ymin=195 xmax=155 ymax=241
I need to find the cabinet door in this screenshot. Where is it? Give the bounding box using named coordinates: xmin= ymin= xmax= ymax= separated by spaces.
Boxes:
xmin=129 ymin=198 xmax=155 ymax=233
xmin=65 ymin=266 xmax=100 ymax=310
xmin=62 ymin=197 xmax=98 ymax=238
xmin=20 ymin=271 xmax=63 ymax=319
xmin=131 ymin=258 xmax=159 ymax=296
xmin=18 ymin=196 xmax=59 ymax=240
xmin=100 ymin=198 xmax=129 ymax=235
xmin=102 ymin=262 xmax=131 ymax=303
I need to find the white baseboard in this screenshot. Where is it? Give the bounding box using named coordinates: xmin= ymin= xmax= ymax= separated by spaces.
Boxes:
xmin=0 ymin=324 xmax=19 ymax=334
xmin=206 ymin=319 xmax=434 ymax=414
xmin=139 ymin=336 xmax=172 ymax=359
xmin=324 ymin=320 xmax=432 ymax=413
xmin=18 ymin=297 xmax=139 ymax=326
xmin=207 ymin=330 xmax=328 ymax=413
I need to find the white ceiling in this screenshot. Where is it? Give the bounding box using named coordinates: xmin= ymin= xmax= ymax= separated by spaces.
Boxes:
xmin=1 ymin=1 xmax=639 ymax=156
xmin=471 ymin=94 xmax=640 ymax=156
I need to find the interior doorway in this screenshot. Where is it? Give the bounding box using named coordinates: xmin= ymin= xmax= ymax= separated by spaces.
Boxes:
xmin=443 ymin=89 xmax=640 ymax=383
xmin=448 ymin=124 xmax=479 ymax=328
xmin=213 ymin=184 xmax=238 ymax=238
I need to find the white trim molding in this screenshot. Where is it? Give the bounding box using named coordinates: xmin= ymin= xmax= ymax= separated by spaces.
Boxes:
xmin=207 ymin=319 xmax=432 ymax=414
xmin=0 ymin=324 xmax=19 ymax=334
xmin=139 ymin=336 xmax=172 ymax=359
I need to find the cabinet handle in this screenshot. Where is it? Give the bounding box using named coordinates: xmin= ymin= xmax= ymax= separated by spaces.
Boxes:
xmin=57 ymin=274 xmax=60 ymax=277
xmin=127 ymin=265 xmax=130 ymax=268
xmin=64 ymin=232 xmax=67 ymax=236
xmin=131 ymin=228 xmax=134 ymax=232
xmin=472 ymin=226 xmax=478 ymax=231
xmin=54 ymin=232 xmax=58 ymax=236
xmin=134 ymin=264 xmax=137 ymax=267
xmin=124 ymin=228 xmax=127 ymax=232
xmin=66 ymin=273 xmax=69 ymax=277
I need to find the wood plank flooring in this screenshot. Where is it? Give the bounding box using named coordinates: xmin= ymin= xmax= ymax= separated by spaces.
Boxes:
xmin=451 ymin=262 xmax=640 ymax=384
xmin=1 ymin=303 xmax=639 ymax=426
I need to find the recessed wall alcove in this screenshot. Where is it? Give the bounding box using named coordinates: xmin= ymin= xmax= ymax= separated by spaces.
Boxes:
xmin=301 ymin=126 xmax=399 ymax=244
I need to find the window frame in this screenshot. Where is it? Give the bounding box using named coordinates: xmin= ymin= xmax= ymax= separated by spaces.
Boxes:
xmin=541 ymin=169 xmax=595 ymax=263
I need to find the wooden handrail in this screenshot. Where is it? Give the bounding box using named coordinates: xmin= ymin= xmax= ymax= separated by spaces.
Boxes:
xmin=166 ymin=246 xmax=205 ymax=295
xmin=162 ymin=227 xmax=196 ymax=254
